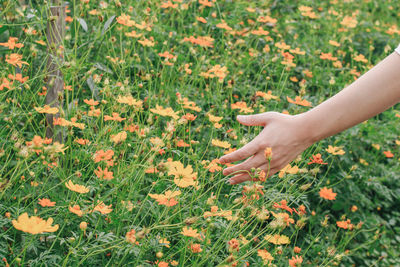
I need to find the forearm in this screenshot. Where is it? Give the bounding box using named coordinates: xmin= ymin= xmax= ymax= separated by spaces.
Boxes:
xmin=298 ymin=51 xmax=400 ymax=143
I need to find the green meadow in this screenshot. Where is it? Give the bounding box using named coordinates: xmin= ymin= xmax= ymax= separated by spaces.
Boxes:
xmin=0 ymin=0 xmax=400 ymax=266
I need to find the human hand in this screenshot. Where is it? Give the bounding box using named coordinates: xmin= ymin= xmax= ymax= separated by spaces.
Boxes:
xmin=219 ymin=112 xmax=314 ymax=184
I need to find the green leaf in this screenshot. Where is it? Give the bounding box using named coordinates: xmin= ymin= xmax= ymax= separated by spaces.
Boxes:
xmin=102 ymin=15 xmax=115 ymax=35
xmin=77 ymin=18 xmax=88 ymax=32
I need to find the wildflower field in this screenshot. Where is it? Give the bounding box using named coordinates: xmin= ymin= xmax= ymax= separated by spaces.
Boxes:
xmin=1 ymin=0 xmax=400 ymax=266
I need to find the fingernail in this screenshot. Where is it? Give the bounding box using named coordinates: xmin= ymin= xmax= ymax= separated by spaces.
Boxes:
xmin=219 ymin=158 xmax=225 ymax=164
xmin=228 ymin=179 xmax=234 ymax=185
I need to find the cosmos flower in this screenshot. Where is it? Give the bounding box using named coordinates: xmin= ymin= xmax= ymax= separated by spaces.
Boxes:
xmin=319 ymin=187 xmax=337 ymax=200
xmin=34 ymin=105 xmax=59 ymax=114
xmin=65 ymin=180 xmax=89 ymax=194
xmin=264 ymin=234 xmax=290 ymax=245
xmin=12 ymin=213 xmax=59 ymax=234
xmin=149 ymin=190 xmax=181 ymax=207
xmin=38 ymin=198 xmax=56 ymax=207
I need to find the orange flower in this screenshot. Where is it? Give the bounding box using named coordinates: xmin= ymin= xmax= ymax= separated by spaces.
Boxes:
xmin=8 ymin=73 xmax=28 ymax=83
xmin=94 ymin=166 xmax=114 ymax=180
xmin=308 ymin=153 xmax=327 ymax=165
xmin=38 ymin=198 xmax=56 ymax=207
xmin=270 ymin=211 xmax=294 ymax=227
xmin=5 ymin=53 xmax=29 ymax=67
xmin=320 ymin=52 xmax=337 ymax=61
xmin=286 ymin=96 xmax=312 ymax=107
xmin=230 ymin=101 xmax=254 ymax=113
xmin=340 ymin=16 xmax=357 ymax=28
xmin=227 ymin=238 xmax=240 ymax=252
xmin=0 ymin=77 xmax=13 ymax=91
xmin=75 ymin=138 xmax=90 ymax=145
xmin=161 ymin=1 xmax=178 ymax=9
xmin=92 ymin=201 xmax=113 ymax=215
xmin=289 ymin=255 xmax=303 ymax=267
xmin=182 ymin=35 xmax=214 ymax=47
xmin=251 ymin=27 xmax=269 ymax=36
xmin=83 ymin=99 xmax=99 ymax=106
xmin=0 ymin=37 xmax=24 ymax=49
xmin=216 ymin=20 xmax=232 ymax=31
xmin=126 ymin=229 xmax=137 ymax=244
xmin=319 ymin=187 xmax=336 ymax=200
xmin=255 ymin=90 xmax=279 ymax=101
xmin=273 ymin=200 xmax=293 ymax=214
xmin=264 ymin=147 xmax=272 ymax=160
xmin=94 ymin=149 xmax=114 ymax=166
xmin=353 ymin=54 xmax=368 ymax=63
xmin=182 ymin=113 xmax=197 ymax=121
xmin=203 ymin=159 xmax=222 ymax=173
xmin=12 ymin=213 xmax=59 ymax=234
xmin=196 ymin=16 xmax=207 ymax=23
xmin=200 ymin=64 xmax=229 ymax=82
xmin=138 ymin=38 xmax=155 ymax=47
xmin=181 ymin=227 xmax=202 ymax=239
xmin=189 ymin=243 xmax=202 ymax=253
xmin=69 ymin=205 xmax=84 ymax=217
xmin=258 ymin=249 xmax=274 ymax=264
xmin=199 ymin=0 xmax=214 ymax=7
xmin=294 ymin=246 xmax=302 ymax=253
xmin=383 ymin=151 xmax=394 ymax=158
xmin=65 ymin=180 xmax=89 ymax=194
xmin=337 ymin=219 xmax=353 ymax=230
xmin=104 ymin=112 xmax=125 ymax=122
xmin=116 ymin=14 xmax=135 ymax=27
xmin=203 ymin=205 xmax=233 ymax=220
xmin=148 ymin=190 xmax=181 ymax=207
xmin=176 ymin=139 xmax=190 ymax=147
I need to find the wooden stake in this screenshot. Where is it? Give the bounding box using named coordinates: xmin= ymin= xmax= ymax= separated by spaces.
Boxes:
xmin=45 ymin=5 xmax=65 ymax=141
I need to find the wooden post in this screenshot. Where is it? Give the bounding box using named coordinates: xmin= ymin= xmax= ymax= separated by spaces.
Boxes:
xmin=45 ymin=5 xmax=65 ymax=141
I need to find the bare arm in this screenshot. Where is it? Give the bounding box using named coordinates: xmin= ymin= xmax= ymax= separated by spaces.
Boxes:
xmin=302 ymin=51 xmax=400 ymax=143
xmin=220 ymin=51 xmax=400 ymax=185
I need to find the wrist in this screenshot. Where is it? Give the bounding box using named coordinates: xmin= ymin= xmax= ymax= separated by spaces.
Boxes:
xmin=293 ymin=111 xmax=321 ymax=145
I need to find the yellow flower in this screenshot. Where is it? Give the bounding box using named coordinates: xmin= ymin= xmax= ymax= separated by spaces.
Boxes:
xmin=325 ymin=145 xmax=345 ymax=155
xmin=65 ymin=180 xmax=89 ymax=194
xmin=207 ymin=114 xmax=223 ymax=123
xmin=150 ymin=105 xmax=179 ymax=120
xmin=110 ymin=131 xmax=127 ymax=144
xmin=165 ymin=160 xmax=198 ymax=188
xmin=34 ymin=105 xmax=59 ymax=114
xmin=116 ymin=95 xmax=143 ymax=109
xmin=278 ymin=164 xmax=299 ymax=178
xmin=340 ymin=16 xmax=357 ymax=28
xmin=264 ymin=234 xmax=290 ymax=245
xmin=12 ymin=213 xmax=59 ymax=234
xmin=211 ymin=139 xmax=231 ymax=149
xmin=258 ymin=249 xmax=274 ymax=264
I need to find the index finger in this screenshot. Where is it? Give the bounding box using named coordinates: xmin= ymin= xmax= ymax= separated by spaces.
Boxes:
xmin=219 ymin=136 xmax=263 ymax=164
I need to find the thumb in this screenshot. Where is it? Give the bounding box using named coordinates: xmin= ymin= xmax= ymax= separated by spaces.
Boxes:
xmin=237 ymin=113 xmax=268 ymax=126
